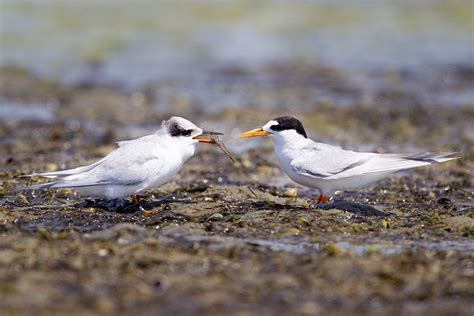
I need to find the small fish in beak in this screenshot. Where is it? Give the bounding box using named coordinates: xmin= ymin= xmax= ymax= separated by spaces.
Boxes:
xmin=193 ymin=131 xmax=224 ymax=143
xmin=193 ymin=131 xmax=236 ymax=164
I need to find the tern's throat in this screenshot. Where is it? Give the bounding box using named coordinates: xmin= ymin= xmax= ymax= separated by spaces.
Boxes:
xmin=272 ymin=130 xmax=311 ymax=160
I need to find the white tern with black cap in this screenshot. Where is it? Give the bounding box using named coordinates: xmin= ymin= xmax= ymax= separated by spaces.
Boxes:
xmin=240 ymin=116 xmax=458 ymax=204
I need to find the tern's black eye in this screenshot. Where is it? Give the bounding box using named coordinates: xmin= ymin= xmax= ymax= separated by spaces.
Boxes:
xmin=181 ymin=129 xmax=193 ymax=137
xmin=169 ymin=122 xmax=194 ymax=137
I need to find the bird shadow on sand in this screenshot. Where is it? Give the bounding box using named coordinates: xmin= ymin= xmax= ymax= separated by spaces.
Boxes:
xmin=75 ymin=194 xmax=191 ymax=214
xmin=315 ymin=201 xmax=390 ymax=217
xmin=74 ymin=193 xmax=389 ymax=218
xmin=245 ymin=184 xmax=389 ymax=217
xmin=236 ymin=199 xmax=389 ymax=217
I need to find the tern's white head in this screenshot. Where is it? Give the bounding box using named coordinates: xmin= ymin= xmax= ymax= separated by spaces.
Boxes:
xmin=161 ymin=116 xmax=222 ymax=145
xmin=240 ymin=116 xmax=308 ymax=145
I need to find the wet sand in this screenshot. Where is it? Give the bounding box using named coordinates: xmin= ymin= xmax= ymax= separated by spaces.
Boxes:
xmin=0 ymin=67 xmax=473 ymax=315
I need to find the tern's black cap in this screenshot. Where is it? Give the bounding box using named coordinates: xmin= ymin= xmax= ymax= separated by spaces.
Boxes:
xmin=164 ymin=117 xmax=195 ymax=137
xmin=269 ymin=116 xmax=307 ymax=138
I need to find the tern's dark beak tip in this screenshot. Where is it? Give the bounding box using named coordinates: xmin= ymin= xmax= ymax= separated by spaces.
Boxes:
xmin=202 ymin=130 xmax=224 ymax=136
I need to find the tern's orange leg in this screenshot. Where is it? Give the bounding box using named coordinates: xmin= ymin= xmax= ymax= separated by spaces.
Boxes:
xmin=316 ymin=194 xmax=329 ymax=204
xmin=321 ymin=195 xmax=329 ymax=203
xmin=131 ymin=195 xmax=160 ymax=214
xmin=132 ymin=195 xmax=140 ymax=204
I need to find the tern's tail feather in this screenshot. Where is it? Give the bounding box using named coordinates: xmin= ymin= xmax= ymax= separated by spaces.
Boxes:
xmin=24 ymin=159 xmax=105 ymax=179
xmin=402 ymin=151 xmax=459 ymax=163
xmin=23 ymin=179 xmax=103 ymax=191
xmin=23 ymin=181 xmax=61 ymax=191
xmin=329 ymin=151 xmax=459 ymax=180
xmin=362 ymin=151 xmax=458 ymax=175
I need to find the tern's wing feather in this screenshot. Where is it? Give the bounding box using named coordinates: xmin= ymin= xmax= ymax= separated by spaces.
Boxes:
xmin=26 ymin=134 xmax=158 ymax=179
xmin=290 ymin=145 xmax=373 ymax=178
xmin=24 ymin=178 xmax=142 ymax=190
xmin=27 ymin=157 xmax=108 ymax=179
xmin=291 ymin=144 xmax=458 ymax=180
xmin=27 ymin=139 xmax=165 ymax=190
xmin=329 ymin=152 xmax=458 ymax=179
xmin=64 ymin=141 xmax=165 ymax=186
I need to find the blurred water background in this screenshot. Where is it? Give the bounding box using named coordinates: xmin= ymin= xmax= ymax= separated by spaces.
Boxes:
xmin=1 ymin=0 xmax=473 ymax=114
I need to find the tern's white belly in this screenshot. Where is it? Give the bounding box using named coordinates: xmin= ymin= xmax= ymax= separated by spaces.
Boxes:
xmin=284 ymin=167 xmax=389 ymax=193
xmin=276 ymin=146 xmax=388 ymax=194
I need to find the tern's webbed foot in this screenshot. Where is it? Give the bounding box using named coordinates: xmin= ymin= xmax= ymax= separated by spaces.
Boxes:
xmin=315 ymin=201 xmax=388 ymax=217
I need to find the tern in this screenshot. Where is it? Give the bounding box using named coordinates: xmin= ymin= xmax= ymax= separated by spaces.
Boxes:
xmin=26 ymin=117 xmax=222 ymax=206
xmin=240 ymin=116 xmax=458 ymax=205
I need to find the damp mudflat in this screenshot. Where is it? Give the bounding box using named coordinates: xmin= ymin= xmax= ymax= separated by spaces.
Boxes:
xmin=0 ymin=66 xmax=473 ymax=315
xmin=1 ymin=1 xmax=474 ymax=314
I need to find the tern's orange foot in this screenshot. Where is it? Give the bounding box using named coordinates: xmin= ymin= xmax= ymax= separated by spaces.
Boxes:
xmin=316 ymin=194 xmax=329 ymax=204
xmin=132 ymin=195 xmax=138 ymax=204
xmin=142 ymin=209 xmax=159 ymax=215
xmin=132 ymin=195 xmax=143 ymax=204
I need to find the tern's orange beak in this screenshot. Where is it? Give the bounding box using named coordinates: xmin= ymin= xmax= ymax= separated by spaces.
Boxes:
xmin=193 ymin=131 xmax=223 ymax=143
xmin=240 ymin=128 xmax=270 ymax=138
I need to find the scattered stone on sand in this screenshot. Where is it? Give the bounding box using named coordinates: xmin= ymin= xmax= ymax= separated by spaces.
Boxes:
xmin=0 ymin=67 xmax=472 ymax=315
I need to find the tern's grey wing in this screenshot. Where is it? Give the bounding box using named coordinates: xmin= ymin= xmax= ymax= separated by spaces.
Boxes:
xmin=39 ymin=141 xmax=166 ymax=189
xmin=290 ymin=145 xmax=373 ymax=179
xmin=326 ymin=152 xmax=458 ymax=179
xmin=28 ymin=135 xmax=157 ymax=179
xmin=291 ymin=144 xmax=457 ymax=180
xmin=28 ymin=157 xmax=108 ymax=179
xmin=27 ymin=134 xmax=159 ymax=181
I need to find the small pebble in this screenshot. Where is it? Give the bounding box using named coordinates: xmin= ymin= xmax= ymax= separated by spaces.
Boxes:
xmin=15 ymin=194 xmax=29 ymax=206
xmin=289 ymin=227 xmax=301 ymax=235
xmin=323 ymin=243 xmax=343 ymax=256
xmin=209 ymin=213 xmax=224 ymax=221
xmin=282 ymin=187 xmax=298 ymax=198
xmin=426 ymin=191 xmax=436 ymax=200
xmin=381 ymin=219 xmax=390 ymax=229
xmin=46 ymin=163 xmax=58 ymax=172
xmin=241 ymin=159 xmax=253 ymax=169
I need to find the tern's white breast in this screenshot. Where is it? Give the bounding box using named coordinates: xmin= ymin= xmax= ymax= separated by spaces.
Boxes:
xmin=145 ymin=138 xmax=196 ymax=189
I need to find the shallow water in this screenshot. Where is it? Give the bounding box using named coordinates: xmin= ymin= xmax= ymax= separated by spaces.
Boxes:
xmin=1 ymin=0 xmax=473 ymax=110
xmin=0 ymin=99 xmax=56 ymax=123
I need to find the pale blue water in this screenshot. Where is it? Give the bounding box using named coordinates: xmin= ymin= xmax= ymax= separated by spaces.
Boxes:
xmin=1 ymin=0 xmax=473 ymax=110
